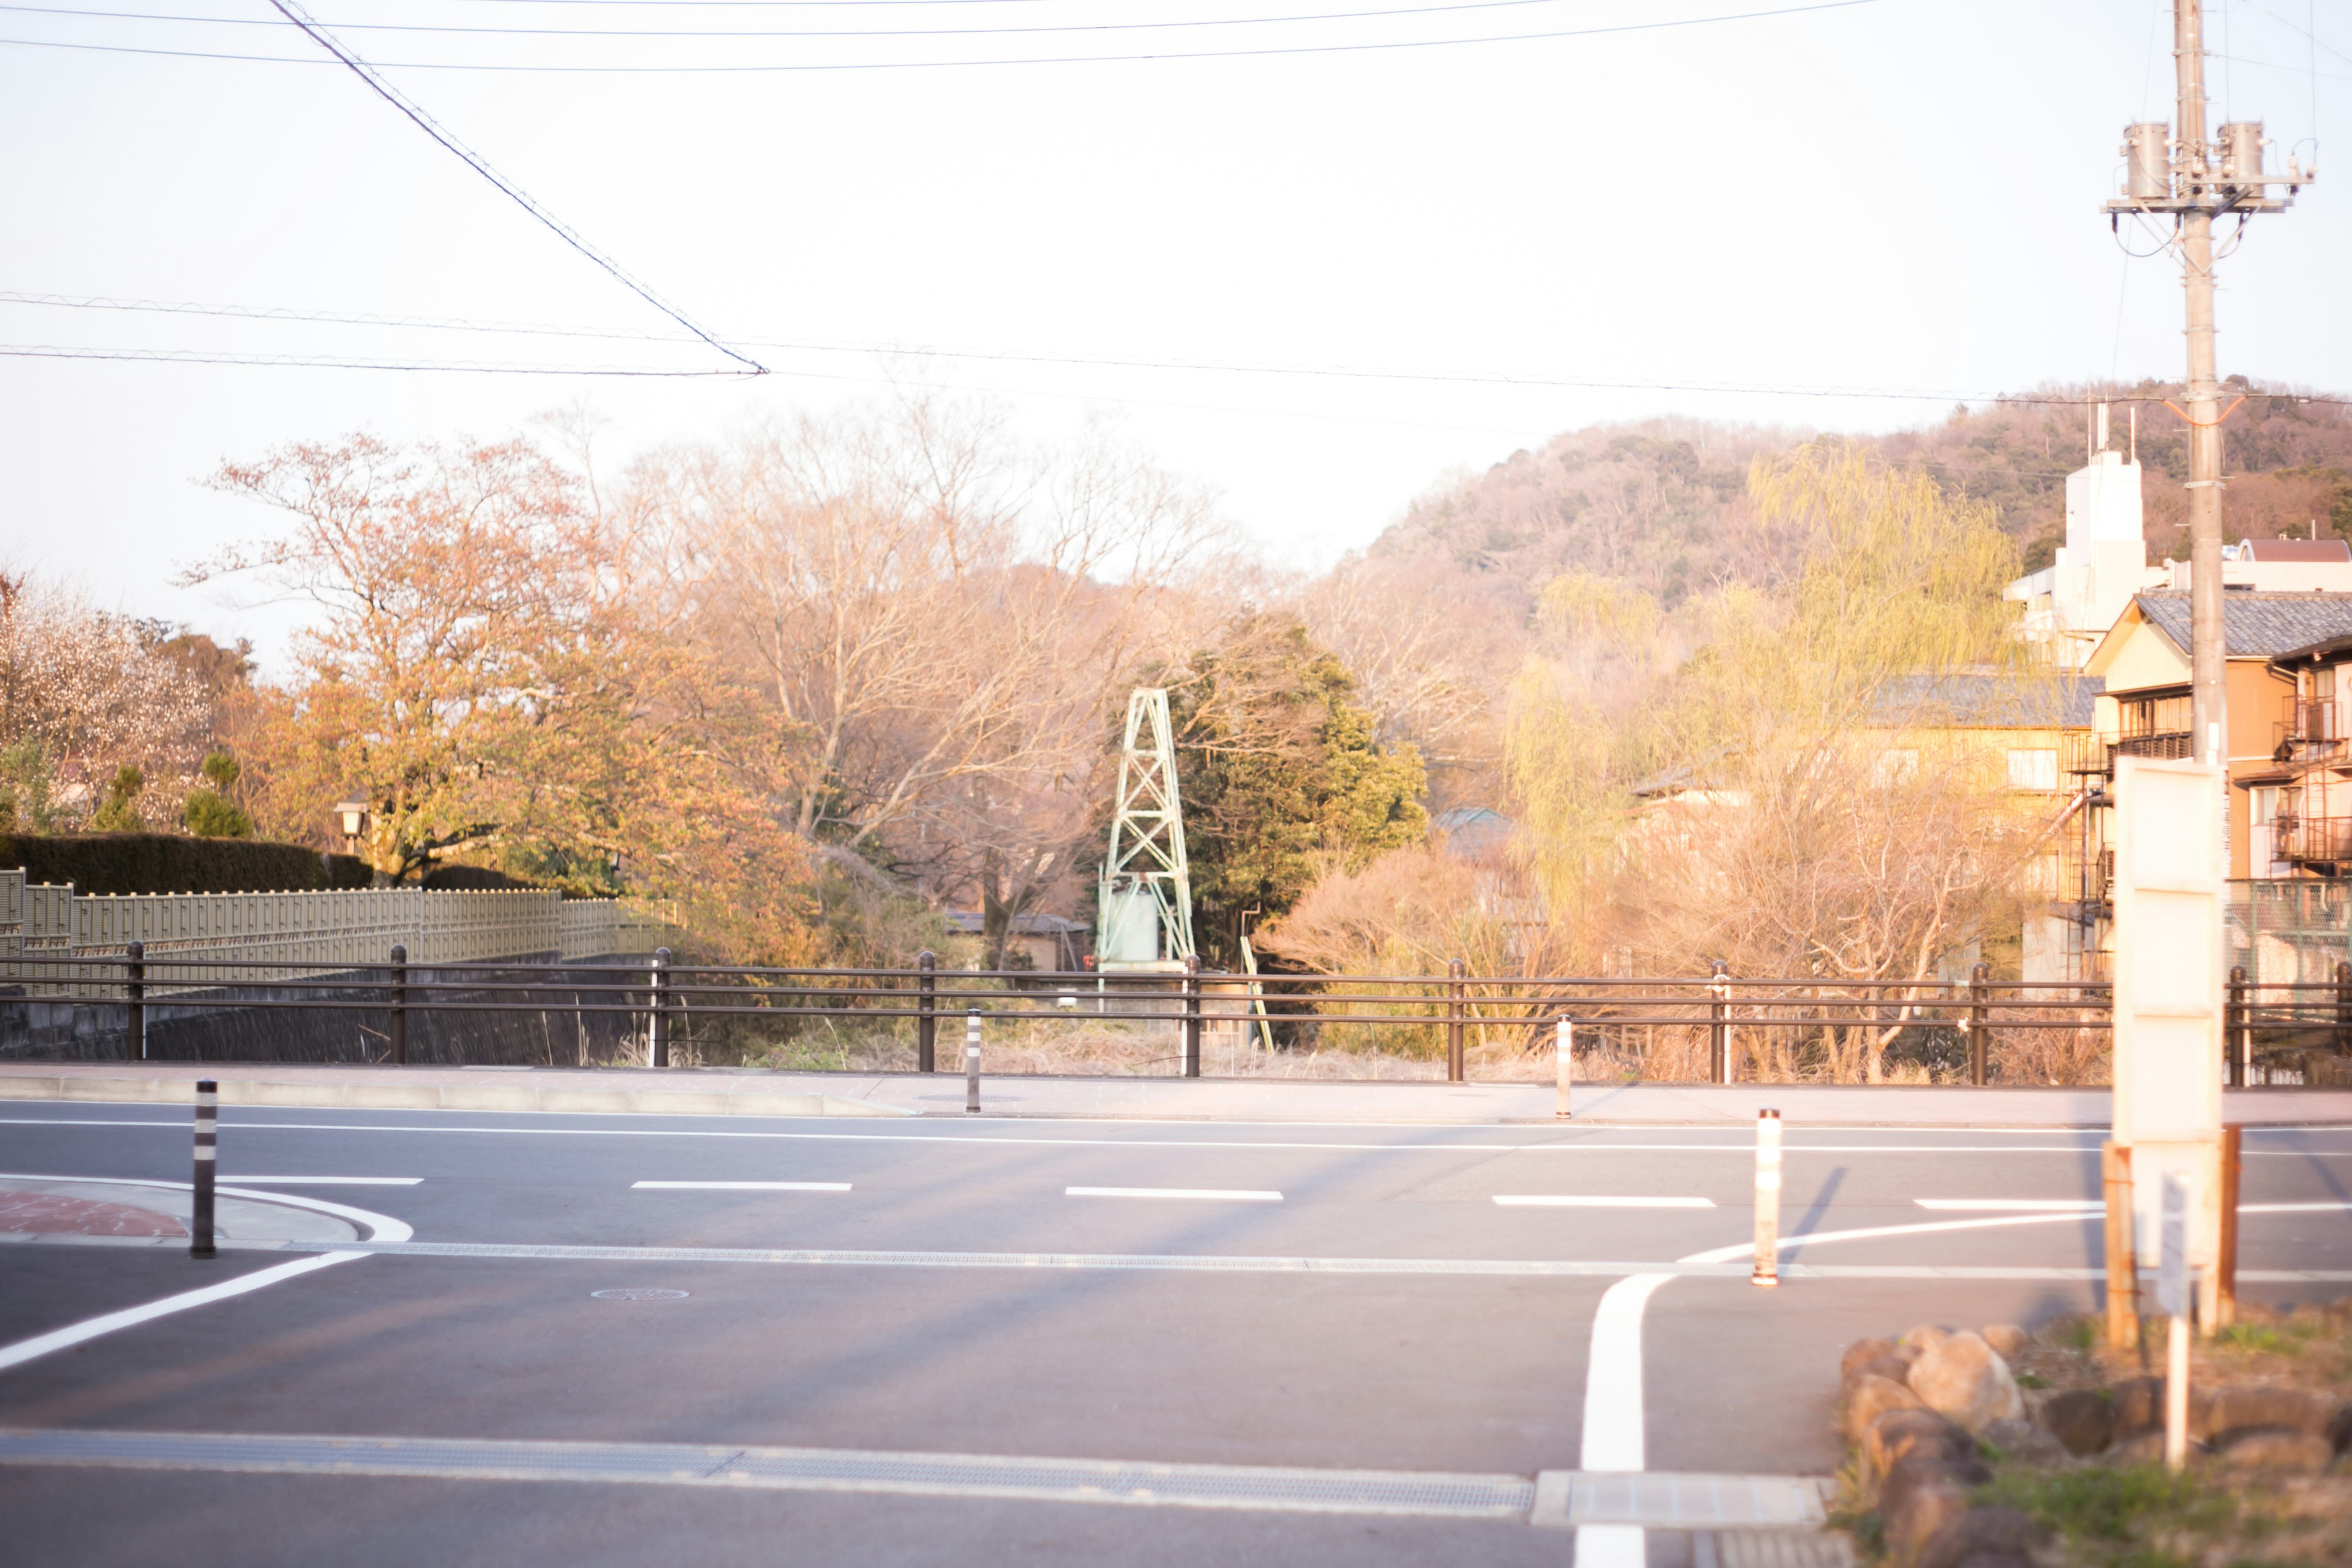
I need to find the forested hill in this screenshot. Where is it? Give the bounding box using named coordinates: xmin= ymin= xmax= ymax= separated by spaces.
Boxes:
xmin=1369 ymin=379 xmax=2352 ymax=609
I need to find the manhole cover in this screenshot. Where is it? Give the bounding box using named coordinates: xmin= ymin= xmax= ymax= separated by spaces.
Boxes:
xmin=590 ymin=1288 xmax=689 ymax=1302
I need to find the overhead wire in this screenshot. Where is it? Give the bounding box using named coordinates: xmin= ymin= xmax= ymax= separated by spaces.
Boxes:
xmin=2 ymin=0 xmax=1605 ymax=39
xmin=8 ymin=293 xmax=2335 ymax=406
xmin=0 ymin=0 xmax=1887 ymax=69
xmin=255 ymin=0 xmax=764 ymax=372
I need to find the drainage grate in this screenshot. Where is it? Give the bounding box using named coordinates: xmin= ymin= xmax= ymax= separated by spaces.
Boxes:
xmin=1709 ymin=1528 xmax=1857 ymax=1568
xmin=1529 ymin=1471 xmax=1832 ymax=1529
xmin=590 ymin=1289 xmax=688 ymax=1302
xmin=0 ymin=1429 xmax=1536 ymax=1520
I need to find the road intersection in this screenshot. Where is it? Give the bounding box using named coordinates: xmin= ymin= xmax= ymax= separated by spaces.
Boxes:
xmin=2 ymin=1100 xmax=2348 ymax=1564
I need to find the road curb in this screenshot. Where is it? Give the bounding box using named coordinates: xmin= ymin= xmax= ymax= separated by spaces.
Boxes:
xmin=0 ymin=1074 xmax=914 ymax=1120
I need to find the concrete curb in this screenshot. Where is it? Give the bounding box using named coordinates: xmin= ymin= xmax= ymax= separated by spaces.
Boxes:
xmin=0 ymin=1074 xmax=914 ymax=1120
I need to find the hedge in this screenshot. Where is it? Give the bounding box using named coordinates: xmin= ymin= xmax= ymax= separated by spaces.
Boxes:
xmin=0 ymin=834 xmax=374 ymax=895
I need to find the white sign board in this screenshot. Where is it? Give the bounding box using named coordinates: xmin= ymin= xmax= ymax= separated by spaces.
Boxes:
xmin=2109 ymin=756 xmax=2225 ymax=1323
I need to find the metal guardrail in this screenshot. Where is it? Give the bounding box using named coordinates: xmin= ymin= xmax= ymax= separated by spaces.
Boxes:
xmin=0 ymin=948 xmax=2195 ymax=1083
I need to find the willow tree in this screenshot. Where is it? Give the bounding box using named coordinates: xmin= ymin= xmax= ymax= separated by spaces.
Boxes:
xmin=1506 ymin=444 xmax=2056 ymax=1080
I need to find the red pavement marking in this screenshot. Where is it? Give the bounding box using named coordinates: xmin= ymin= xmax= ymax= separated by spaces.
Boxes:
xmin=0 ymin=1192 xmax=187 ymax=1237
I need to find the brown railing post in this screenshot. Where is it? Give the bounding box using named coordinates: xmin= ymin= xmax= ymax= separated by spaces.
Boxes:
xmin=2102 ymin=1141 xmax=2139 ymax=1349
xmin=2335 ymin=960 xmax=2351 ymax=1061
xmin=2218 ymin=1123 xmax=2243 ymax=1328
xmin=388 ymin=944 xmax=408 ymax=1066
xmin=1708 ymin=959 xmax=1730 ymax=1084
xmin=1182 ymin=954 xmax=1202 ymax=1079
xmin=1447 ymin=957 xmax=1466 ymax=1084
xmin=2226 ymin=965 xmax=2247 ymax=1088
xmin=125 ymin=940 xmax=145 ymax=1063
xmin=649 ymin=946 xmax=671 ymax=1068
xmin=1968 ymin=960 xmax=1989 ymax=1086
xmin=916 ymin=949 xmax=938 ymax=1072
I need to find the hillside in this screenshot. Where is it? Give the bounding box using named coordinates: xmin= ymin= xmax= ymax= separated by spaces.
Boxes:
xmin=1309 ymin=379 xmax=2352 ymax=813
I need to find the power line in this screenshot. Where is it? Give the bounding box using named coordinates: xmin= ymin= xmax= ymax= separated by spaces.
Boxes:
xmin=258 ymin=0 xmax=765 ymax=371
xmin=0 ymin=0 xmax=1887 ymax=70
xmin=0 ymin=344 xmax=760 ymax=373
xmin=15 ymin=293 xmax=2327 ymax=407
xmin=1 ymin=0 xmax=1592 ymax=40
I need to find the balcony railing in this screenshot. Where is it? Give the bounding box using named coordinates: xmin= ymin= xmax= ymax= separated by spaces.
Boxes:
xmin=2110 ymin=731 xmax=2195 ymax=761
xmin=2276 ymin=696 xmax=2350 ymax=766
xmin=2277 ymin=815 xmax=2352 ymax=865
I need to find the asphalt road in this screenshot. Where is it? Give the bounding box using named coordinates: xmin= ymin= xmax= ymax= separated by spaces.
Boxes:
xmin=2 ymin=1103 xmax=2350 ymax=1566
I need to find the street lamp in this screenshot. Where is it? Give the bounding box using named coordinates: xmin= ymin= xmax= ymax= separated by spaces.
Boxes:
xmin=336 ymin=800 xmax=369 ymax=854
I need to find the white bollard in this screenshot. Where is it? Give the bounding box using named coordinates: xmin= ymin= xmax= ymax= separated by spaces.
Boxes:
xmin=965 ymin=1008 xmax=982 ymax=1115
xmin=2160 ymin=1173 xmax=2192 ymax=1470
xmin=1555 ymin=1019 xmax=1573 ymax=1119
xmin=1752 ymin=1109 xmax=1782 ymax=1287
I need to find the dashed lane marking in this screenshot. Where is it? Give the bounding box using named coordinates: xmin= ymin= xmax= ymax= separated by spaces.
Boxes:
xmin=1495 ymin=1196 xmax=1715 ymax=1208
xmin=1066 ymin=1186 xmax=1282 ymax=1202
xmin=631 ymin=1182 xmax=851 ymax=1192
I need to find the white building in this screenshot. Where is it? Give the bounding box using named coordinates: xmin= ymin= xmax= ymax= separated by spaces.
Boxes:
xmin=2007 ymin=434 xmax=2352 ymax=668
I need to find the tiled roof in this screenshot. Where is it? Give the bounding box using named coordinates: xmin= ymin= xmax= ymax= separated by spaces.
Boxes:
xmin=2134 ymin=591 xmax=2352 ymax=658
xmin=1875 ymin=669 xmax=2102 ymax=728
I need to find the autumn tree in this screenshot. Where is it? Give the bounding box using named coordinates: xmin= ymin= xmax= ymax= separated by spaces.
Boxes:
xmin=0 ymin=571 xmax=209 ymax=827
xmin=1149 ymin=611 xmax=1428 ymax=966
xmin=1506 ymin=444 xmax=2055 ymax=1080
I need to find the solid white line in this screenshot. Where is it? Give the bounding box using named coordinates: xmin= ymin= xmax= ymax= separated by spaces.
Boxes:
xmin=1494 ymin=1196 xmax=1715 ymax=1209
xmin=218 ymin=1177 xmax=421 ymax=1186
xmin=0 ymin=1118 xmax=2125 ymax=1155
xmin=1914 ymin=1199 xmax=2099 ymax=1212
xmin=2243 ymin=1201 xmax=2352 ymax=1213
xmin=0 ymin=1252 xmax=367 ymax=1374
xmin=1575 ymin=1272 xmax=1673 ymax=1568
xmin=1065 ymin=1186 xmax=1282 ymax=1202
xmin=631 ymin=1181 xmax=851 ymax=1192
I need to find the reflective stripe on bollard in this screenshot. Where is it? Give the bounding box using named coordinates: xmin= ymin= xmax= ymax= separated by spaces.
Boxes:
xmin=192 ymin=1079 xmax=217 ymax=1261
xmin=965 ymin=1008 xmax=982 ymax=1115
xmin=1751 ymin=1108 xmax=1781 ymax=1287
xmin=1555 ymin=1019 xmax=1573 ymax=1120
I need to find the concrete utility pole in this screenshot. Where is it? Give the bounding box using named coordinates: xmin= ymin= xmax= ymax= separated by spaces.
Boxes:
xmin=2105 ymin=0 xmax=2313 ymax=820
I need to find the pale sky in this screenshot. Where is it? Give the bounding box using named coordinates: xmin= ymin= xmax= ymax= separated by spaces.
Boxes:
xmin=3 ymin=0 xmax=2345 ymax=669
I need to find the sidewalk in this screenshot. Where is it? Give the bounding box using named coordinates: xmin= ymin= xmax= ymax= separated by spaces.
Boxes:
xmin=4 ymin=1061 xmax=2349 ymax=1126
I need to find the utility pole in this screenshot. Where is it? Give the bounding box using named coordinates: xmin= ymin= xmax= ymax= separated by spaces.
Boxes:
xmin=2106 ymin=0 xmax=2313 ymax=848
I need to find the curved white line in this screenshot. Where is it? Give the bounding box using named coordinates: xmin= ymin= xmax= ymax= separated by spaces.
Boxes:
xmin=0 ymin=1173 xmax=413 ymax=1243
xmin=0 ymin=1252 xmax=366 ymax=1375
xmin=1677 ymin=1210 xmax=2094 ymax=1266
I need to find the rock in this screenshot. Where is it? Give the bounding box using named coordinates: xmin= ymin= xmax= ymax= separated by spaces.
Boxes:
xmin=1903 ymin=1324 xmax=1955 ymax=1354
xmin=1907 ymin=1331 xmax=2025 ymax=1433
xmin=1880 ymin=1453 xmax=1989 ymax=1564
xmin=1868 ymin=1409 xmax=1975 ymax=1482
xmin=2040 ymin=1388 xmax=2116 ymax=1457
xmin=1916 ymin=1507 xmax=2051 ymax=1568
xmin=1981 ymin=1417 xmax=2069 ymax=1466
xmin=2110 ymin=1376 xmax=2163 ymax=1433
xmin=2106 ymin=1428 xmax=2204 ymax=1465
xmin=2214 ymin=1426 xmax=2336 ymax=1472
xmin=1978 ymin=1324 xmax=2030 ymax=1359
xmin=2202 ymin=1385 xmax=2342 ymax=1440
xmin=1845 ymin=1373 xmax=1928 ymax=1442
xmin=1843 ymin=1336 xmax=1904 ymax=1384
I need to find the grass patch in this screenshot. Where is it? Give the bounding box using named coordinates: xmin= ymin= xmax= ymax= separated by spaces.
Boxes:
xmin=1978 ymin=1464 xmax=2239 ymax=1567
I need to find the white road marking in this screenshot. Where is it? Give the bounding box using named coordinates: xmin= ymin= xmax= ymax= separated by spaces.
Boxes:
xmin=1065 ymin=1186 xmax=1281 ymax=1202
xmin=218 ymin=1177 xmax=421 ymax=1186
xmin=1494 ymin=1196 xmax=1714 ymax=1208
xmin=0 ymin=1252 xmax=366 ymax=1374
xmin=1576 ymin=1273 xmax=1673 ymax=1568
xmin=1678 ymin=1209 xmax=2096 ymax=1265
xmin=2244 ymin=1201 xmax=2352 ymax=1213
xmin=0 ymin=1115 xmax=2130 ymax=1153
xmin=631 ymin=1181 xmax=850 ymax=1192
xmin=1915 ymin=1199 xmax=2099 ymax=1211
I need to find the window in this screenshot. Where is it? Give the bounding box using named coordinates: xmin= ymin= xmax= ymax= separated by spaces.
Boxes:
xmin=2117 ymin=692 xmax=2192 ymax=739
xmin=2007 ymin=748 xmax=2059 ymax=791
xmin=1872 ymin=749 xmax=1919 ymax=788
